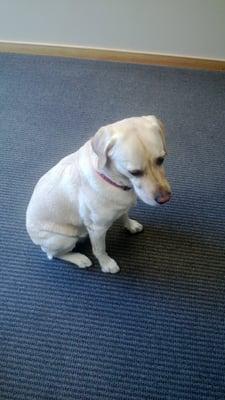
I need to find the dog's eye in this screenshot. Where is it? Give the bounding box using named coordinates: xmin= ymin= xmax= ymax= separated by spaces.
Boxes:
xmin=129 ymin=170 xmax=144 ymax=177
xmin=156 ymin=157 xmax=164 ymax=166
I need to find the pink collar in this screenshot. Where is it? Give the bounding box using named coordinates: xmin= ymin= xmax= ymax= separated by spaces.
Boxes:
xmin=97 ymin=171 xmax=132 ymax=191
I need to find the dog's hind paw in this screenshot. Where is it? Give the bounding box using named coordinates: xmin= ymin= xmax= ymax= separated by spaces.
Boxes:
xmin=59 ymin=252 xmax=92 ymax=268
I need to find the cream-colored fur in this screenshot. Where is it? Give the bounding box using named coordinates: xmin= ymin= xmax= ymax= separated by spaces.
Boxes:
xmin=26 ymin=116 xmax=171 ymax=273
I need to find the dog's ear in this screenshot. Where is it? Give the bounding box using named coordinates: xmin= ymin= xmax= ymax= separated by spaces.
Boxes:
xmin=144 ymin=115 xmax=167 ymax=153
xmin=91 ymin=126 xmax=116 ymax=170
xmin=155 ymin=118 xmax=167 ymax=153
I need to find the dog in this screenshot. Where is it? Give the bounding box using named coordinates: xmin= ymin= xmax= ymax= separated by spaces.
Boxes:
xmin=26 ymin=116 xmax=171 ymax=273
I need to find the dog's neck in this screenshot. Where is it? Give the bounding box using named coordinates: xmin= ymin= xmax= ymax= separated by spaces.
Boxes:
xmin=90 ymin=143 xmax=133 ymax=191
xmin=99 ymin=160 xmax=132 ymax=190
xmin=97 ymin=170 xmax=132 ymax=191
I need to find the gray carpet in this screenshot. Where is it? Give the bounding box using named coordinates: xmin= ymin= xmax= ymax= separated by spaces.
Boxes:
xmin=0 ymin=53 xmax=225 ymax=399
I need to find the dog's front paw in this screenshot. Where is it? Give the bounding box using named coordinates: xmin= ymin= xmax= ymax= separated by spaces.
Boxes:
xmin=125 ymin=218 xmax=143 ymax=234
xmin=101 ymin=258 xmax=120 ymax=274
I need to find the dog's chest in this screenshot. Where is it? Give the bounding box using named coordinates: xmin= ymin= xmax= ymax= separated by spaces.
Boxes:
xmin=82 ymin=188 xmax=136 ymax=227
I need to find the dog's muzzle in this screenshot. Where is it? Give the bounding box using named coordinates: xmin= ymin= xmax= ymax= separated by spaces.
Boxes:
xmin=155 ymin=190 xmax=172 ymax=205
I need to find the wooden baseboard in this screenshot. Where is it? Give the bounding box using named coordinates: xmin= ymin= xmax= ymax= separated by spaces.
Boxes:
xmin=0 ymin=41 xmax=225 ymax=71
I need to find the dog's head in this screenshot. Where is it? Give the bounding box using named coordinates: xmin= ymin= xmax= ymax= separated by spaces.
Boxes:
xmin=92 ymin=116 xmax=171 ymax=206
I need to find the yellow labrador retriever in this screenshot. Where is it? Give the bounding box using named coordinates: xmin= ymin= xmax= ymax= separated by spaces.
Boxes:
xmin=26 ymin=116 xmax=171 ymax=273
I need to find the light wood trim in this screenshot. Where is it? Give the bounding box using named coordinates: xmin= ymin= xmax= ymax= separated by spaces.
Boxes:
xmin=0 ymin=42 xmax=225 ymax=71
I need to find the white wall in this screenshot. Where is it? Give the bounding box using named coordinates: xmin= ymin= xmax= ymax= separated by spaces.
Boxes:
xmin=0 ymin=0 xmax=225 ymax=60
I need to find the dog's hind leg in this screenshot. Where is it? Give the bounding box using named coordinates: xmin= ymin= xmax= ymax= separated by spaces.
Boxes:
xmin=40 ymin=232 xmax=92 ymax=268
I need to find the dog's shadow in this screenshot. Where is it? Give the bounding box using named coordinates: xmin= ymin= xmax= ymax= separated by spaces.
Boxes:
xmin=75 ymin=220 xmax=225 ymax=297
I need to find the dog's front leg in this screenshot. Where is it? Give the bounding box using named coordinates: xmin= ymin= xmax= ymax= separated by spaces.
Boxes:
xmin=121 ymin=213 xmax=143 ymax=234
xmin=88 ymin=226 xmax=120 ymax=274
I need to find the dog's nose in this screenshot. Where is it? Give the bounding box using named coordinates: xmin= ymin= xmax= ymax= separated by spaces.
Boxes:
xmin=155 ymin=190 xmax=171 ymax=205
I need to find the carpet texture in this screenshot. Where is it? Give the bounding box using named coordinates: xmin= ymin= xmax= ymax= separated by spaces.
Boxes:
xmin=0 ymin=53 xmax=225 ymax=400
